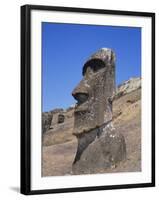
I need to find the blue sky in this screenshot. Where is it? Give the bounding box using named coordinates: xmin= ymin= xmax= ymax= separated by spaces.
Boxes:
xmin=42 ymin=22 xmax=141 ymax=112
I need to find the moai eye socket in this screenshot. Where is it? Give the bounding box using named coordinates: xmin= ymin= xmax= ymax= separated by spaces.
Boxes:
xmin=83 ymin=59 xmax=105 ymax=75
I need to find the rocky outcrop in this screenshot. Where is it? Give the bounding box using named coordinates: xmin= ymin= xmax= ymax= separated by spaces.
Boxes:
xmin=115 ymin=77 xmax=141 ymax=99
xmin=42 ymin=112 xmax=53 ymax=134
xmin=42 ymin=107 xmax=75 ymax=146
xmin=42 ymin=108 xmax=63 ymax=134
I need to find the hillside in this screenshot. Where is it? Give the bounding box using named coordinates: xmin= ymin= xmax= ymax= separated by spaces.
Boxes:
xmin=42 ymin=77 xmax=141 ymax=176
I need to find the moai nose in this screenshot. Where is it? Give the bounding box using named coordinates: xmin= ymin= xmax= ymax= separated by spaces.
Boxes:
xmin=72 ymin=80 xmax=89 ymax=104
xmin=72 ymin=92 xmax=88 ymax=104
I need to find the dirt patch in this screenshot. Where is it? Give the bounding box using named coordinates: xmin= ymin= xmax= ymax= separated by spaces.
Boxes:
xmin=42 ymin=139 xmax=77 ymax=176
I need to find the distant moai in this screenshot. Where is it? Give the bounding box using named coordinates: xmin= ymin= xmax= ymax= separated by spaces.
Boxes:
xmin=50 ymin=112 xmax=65 ymax=129
xmin=72 ymin=48 xmax=126 ymax=174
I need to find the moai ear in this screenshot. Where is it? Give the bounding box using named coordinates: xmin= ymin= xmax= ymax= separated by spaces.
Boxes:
xmin=108 ymin=89 xmax=116 ymax=102
xmin=108 ymin=96 xmax=112 ymax=104
xmin=111 ymin=50 xmax=116 ymax=64
xmin=107 ymin=96 xmax=113 ymax=113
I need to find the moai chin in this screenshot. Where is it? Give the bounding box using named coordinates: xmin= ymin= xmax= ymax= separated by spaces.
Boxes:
xmin=72 ymin=48 xmax=126 ymax=174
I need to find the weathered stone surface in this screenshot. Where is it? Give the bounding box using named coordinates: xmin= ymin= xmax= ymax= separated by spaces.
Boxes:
xmin=42 ymin=77 xmax=141 ymax=135
xmin=42 ymin=108 xmax=64 ymax=134
xmin=72 ymin=126 xmax=126 ymax=174
xmin=72 ymin=48 xmax=115 ymax=136
xmin=42 ymin=108 xmax=75 ymax=146
xmin=73 ymin=129 xmax=98 ymax=164
xmin=71 ymin=48 xmax=126 ymax=173
xmin=42 ymin=112 xmax=53 ymax=134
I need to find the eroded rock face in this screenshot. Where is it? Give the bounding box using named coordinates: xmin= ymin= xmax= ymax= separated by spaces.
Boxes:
xmin=115 ymin=77 xmax=141 ymax=100
xmin=72 ymin=48 xmax=126 ymax=174
xmin=72 ymin=124 xmax=126 ymax=174
xmin=42 ymin=109 xmax=63 ymax=134
xmin=42 ymin=112 xmax=53 ymax=134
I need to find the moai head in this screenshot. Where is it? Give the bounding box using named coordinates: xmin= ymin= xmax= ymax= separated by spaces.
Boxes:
xmin=72 ymin=48 xmax=116 ymax=136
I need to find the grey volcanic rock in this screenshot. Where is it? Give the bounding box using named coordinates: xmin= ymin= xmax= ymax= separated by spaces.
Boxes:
xmin=72 ymin=48 xmax=115 ymax=136
xmin=73 ymin=128 xmax=98 ymax=164
xmin=71 ymin=48 xmax=126 ymax=173
xmin=72 ymin=126 xmax=126 ymax=174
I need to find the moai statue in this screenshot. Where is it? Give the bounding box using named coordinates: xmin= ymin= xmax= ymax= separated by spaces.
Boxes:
xmin=50 ymin=112 xmax=60 ymax=129
xmin=50 ymin=112 xmax=65 ymax=130
xmin=72 ymin=48 xmax=126 ymax=174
